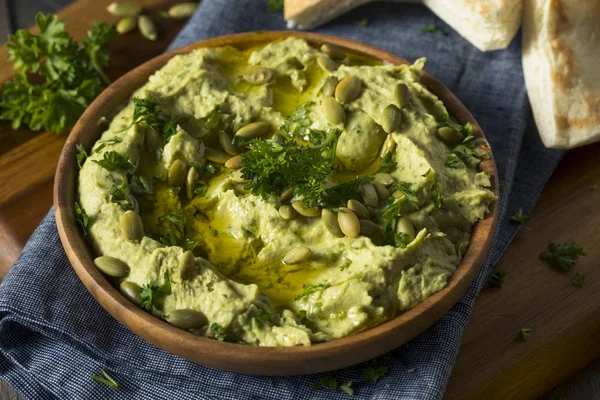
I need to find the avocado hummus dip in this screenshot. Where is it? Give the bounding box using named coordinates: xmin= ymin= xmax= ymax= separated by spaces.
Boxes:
xmin=77 ymin=37 xmax=496 ymax=346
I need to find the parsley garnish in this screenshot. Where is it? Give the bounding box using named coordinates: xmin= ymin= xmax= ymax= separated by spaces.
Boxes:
xmin=421 ymin=23 xmax=443 ymax=34
xmin=76 ymin=144 xmax=88 ymax=169
xmin=91 ymin=368 xmax=119 ymax=390
xmin=394 ymin=182 xmax=419 ymax=209
xmin=131 ymin=97 xmax=178 ymax=143
xmin=486 ymin=270 xmax=506 ymax=288
xmin=109 ymin=178 xmax=134 ymax=210
xmin=157 ymin=209 xmax=196 ymax=251
xmin=358 ymin=18 xmax=369 ymax=27
xmin=445 ymin=154 xmax=461 ymax=168
xmin=429 ymin=177 xmax=443 ymax=209
xmin=139 ymin=271 xmax=172 ymax=311
xmin=447 ymin=122 xmax=490 ymax=166
xmin=279 ymin=102 xmax=329 ymax=146
xmin=73 ymin=201 xmax=89 ymax=236
xmin=267 ymin=0 xmax=284 ymax=12
xmin=519 ymin=328 xmax=531 ymax=342
xmin=540 ymin=242 xmax=587 ymax=271
xmin=379 ymin=200 xmax=403 ymax=244
xmin=394 ymin=232 xmax=411 ymax=249
xmin=128 ymin=175 xmax=154 ymax=196
xmin=339 ymin=258 xmax=352 ymax=271
xmin=376 ymin=152 xmax=397 ymax=174
xmin=295 ymin=282 xmax=331 ymax=301
xmin=364 ymin=366 xmax=389 ymax=383
xmin=298 ymin=310 xmax=308 ymax=324
xmin=92 ymin=151 xmax=134 ymax=172
xmin=421 ymin=168 xmax=432 ymax=177
xmin=340 ymin=380 xmax=354 ymax=396
xmin=210 ymin=322 xmax=229 ymax=341
xmin=572 ymin=272 xmax=585 ymax=287
xmin=312 ymin=375 xmax=354 ymax=396
xmin=252 ymin=311 xmax=273 ymax=329
xmin=510 ymin=208 xmax=528 ymax=224
xmin=0 ymin=14 xmax=115 ymax=134
xmin=95 ymin=136 xmax=122 ymax=153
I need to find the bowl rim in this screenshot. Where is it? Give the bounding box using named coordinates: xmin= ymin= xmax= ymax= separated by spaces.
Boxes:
xmin=54 ymin=31 xmax=499 ymax=376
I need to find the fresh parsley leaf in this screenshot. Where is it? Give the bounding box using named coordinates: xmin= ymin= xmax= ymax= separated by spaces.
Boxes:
xmin=487 ymin=270 xmax=506 ymax=288
xmin=298 ymin=310 xmax=308 ymax=325
xmin=131 ymin=97 xmax=178 ymax=143
xmin=295 ymin=282 xmax=331 ymax=301
xmin=279 ymin=102 xmax=330 ymax=146
xmin=73 ymin=201 xmax=89 ymax=236
xmin=92 ymin=151 xmax=134 ymax=172
xmin=128 ymin=175 xmax=154 ymax=196
xmin=91 ymin=368 xmax=119 ymax=390
xmin=429 ymin=177 xmax=443 ymax=209
xmin=210 ymin=322 xmax=229 ymax=341
xmin=379 ymin=200 xmax=403 ymax=244
xmin=157 ymin=209 xmax=196 ymax=251
xmin=448 ymin=124 xmax=490 ymax=166
xmin=95 ymin=135 xmax=122 ymax=153
xmin=109 ymin=177 xmax=134 ymax=210
xmin=394 ymin=182 xmax=419 ymax=210
xmin=252 ymin=310 xmax=273 ymax=329
xmin=394 ymin=232 xmax=411 ymax=249
xmin=377 ymin=152 xmax=397 ymax=174
xmin=311 ymin=375 xmax=339 ymax=391
xmin=364 ymin=366 xmax=389 ymax=383
xmin=572 ymin=272 xmax=585 ymax=287
xmin=519 ymin=328 xmax=531 ymax=342
xmin=510 ymin=208 xmax=528 ymax=224
xmin=340 ymin=380 xmax=354 ymax=396
xmin=193 ymin=182 xmax=208 ymax=196
xmin=421 ymin=168 xmax=432 ymax=177
xmin=421 ymin=23 xmax=443 ymax=34
xmin=358 ymin=18 xmax=369 ymax=27
xmin=321 ymin=177 xmax=368 ymax=207
xmin=339 ymin=258 xmax=352 ymax=271
xmin=540 ymin=242 xmax=587 ymax=271
xmin=76 ymin=144 xmax=88 ymax=169
xmin=139 ymin=271 xmax=172 ymax=311
xmin=445 ymin=154 xmax=461 ymax=168
xmin=267 ymin=0 xmax=284 ymax=12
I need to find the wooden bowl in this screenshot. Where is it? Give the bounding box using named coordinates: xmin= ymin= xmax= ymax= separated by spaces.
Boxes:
xmin=54 ymin=31 xmax=499 ymax=375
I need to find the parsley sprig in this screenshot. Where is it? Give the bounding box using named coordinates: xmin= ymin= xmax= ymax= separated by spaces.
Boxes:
xmin=130 ymin=97 xmax=179 ymax=143
xmin=539 ymin=242 xmax=587 ymax=271
xmin=91 ymin=368 xmax=119 ymax=390
xmin=74 ymin=201 xmax=89 ymax=236
xmin=294 ymin=282 xmax=330 ymax=301
xmin=157 ymin=209 xmax=196 ymax=251
xmin=92 ymin=150 xmax=134 ymax=172
xmin=139 ymin=271 xmax=172 ymax=311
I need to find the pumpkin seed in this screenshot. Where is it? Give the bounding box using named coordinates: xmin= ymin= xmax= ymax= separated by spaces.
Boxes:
xmin=204 ymin=147 xmax=230 ymax=164
xmin=116 ymin=17 xmax=137 ymax=34
xmin=168 ymin=159 xmax=187 ymax=187
xmin=138 ymin=15 xmax=157 ymax=41
xmin=373 ymin=172 xmax=394 ymax=187
xmin=381 ymin=104 xmax=401 ymax=134
xmin=179 ymin=250 xmax=196 ymax=280
xmin=373 ymin=183 xmax=389 ymax=201
xmin=230 ymin=170 xmax=247 ymax=184
xmin=316 ymin=55 xmax=338 ymax=72
xmin=120 ymin=281 xmax=141 ymax=305
xmin=379 ymin=134 xmax=397 ymax=157
xmin=282 ymin=247 xmax=312 ymax=265
xmin=278 ymin=205 xmax=296 ymax=221
xmin=359 ymin=181 xmax=379 ymax=207
xmin=219 ymin=130 xmax=240 ymax=155
xmin=224 ymin=155 xmax=243 ymax=169
xmin=359 ymin=219 xmax=381 ymax=237
xmin=186 ymin=166 xmax=198 ymax=199
xmin=337 ymin=207 xmax=360 ymax=238
xmin=394 ymin=83 xmax=410 ymax=108
xmin=322 ymin=209 xmax=344 ymax=238
xmin=320 ymin=43 xmax=345 ymax=60
xmin=321 ymin=95 xmax=345 ymax=126
xmin=167 ymin=2 xmax=198 ymax=19
xmin=167 ymin=309 xmax=206 ymax=330
xmin=242 ymin=67 xmax=274 ymax=85
xmin=145 ymin=127 xmax=162 ymax=154
xmin=395 ymin=216 xmax=415 ymax=240
xmin=335 ymin=76 xmax=361 ymax=104
xmin=291 ymin=201 xmax=320 ymax=217
xmin=436 ymin=126 xmax=463 ymax=145
xmin=235 ymin=121 xmax=270 ymax=139
xmin=94 ymin=256 xmax=130 ymax=277
xmin=347 ymin=199 xmax=370 ymax=220
xmin=322 ymin=76 xmax=338 ymax=97
xmin=120 ymin=210 xmax=144 ymax=242
xmin=107 ymin=1 xmax=141 ymax=17
xmin=279 ymin=187 xmax=294 ymax=202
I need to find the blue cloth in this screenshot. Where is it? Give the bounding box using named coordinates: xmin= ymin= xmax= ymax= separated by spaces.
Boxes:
xmin=0 ymin=1 xmax=565 ymax=399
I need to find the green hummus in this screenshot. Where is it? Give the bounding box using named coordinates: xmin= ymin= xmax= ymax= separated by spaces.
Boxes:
xmin=78 ymin=37 xmax=496 ymax=346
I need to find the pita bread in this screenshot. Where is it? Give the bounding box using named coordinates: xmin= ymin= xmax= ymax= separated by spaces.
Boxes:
xmin=284 ymin=0 xmax=372 ymax=30
xmin=522 ymin=0 xmax=600 ymax=149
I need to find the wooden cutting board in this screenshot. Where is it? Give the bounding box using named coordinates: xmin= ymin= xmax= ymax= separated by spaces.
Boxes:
xmin=0 ymin=1 xmax=598 ymax=398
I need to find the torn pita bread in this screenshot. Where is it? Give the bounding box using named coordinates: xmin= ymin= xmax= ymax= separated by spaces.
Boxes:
xmin=283 ymin=0 xmax=521 ymax=51
xmin=522 ymin=0 xmax=600 ymax=149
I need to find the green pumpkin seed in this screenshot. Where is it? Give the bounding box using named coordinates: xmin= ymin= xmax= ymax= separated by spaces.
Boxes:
xmin=224 ymin=155 xmax=243 ymax=169
xmin=94 ymin=256 xmax=130 ymax=277
xmin=394 ymin=83 xmax=410 ymax=108
xmin=379 ymin=134 xmax=397 ymax=157
xmin=436 ymin=126 xmax=463 ymax=145
xmin=116 ymin=17 xmax=137 ymax=34
xmin=167 ymin=309 xmax=206 ymax=330
xmin=242 ymin=67 xmax=274 ymax=85
xmin=291 ymin=201 xmax=320 ymax=217
xmin=320 ymin=43 xmax=345 ymax=61
xmin=282 ymin=247 xmax=312 ymax=265
xmin=381 ymin=104 xmax=402 ymax=134
xmin=278 ymin=205 xmax=296 ymax=221
xmin=316 ymin=55 xmax=338 ymax=72
xmin=347 ymin=199 xmax=370 ymax=220
xmin=373 ymin=183 xmax=389 ymax=201
xmin=120 ymin=210 xmax=144 ymax=242
xmin=359 ymin=181 xmax=379 ymax=207
xmin=219 ymin=130 xmax=240 ymax=155
xmin=321 ymin=95 xmax=345 ymax=126
xmin=179 ymin=250 xmax=196 ymax=280
xmin=186 ymin=166 xmax=198 ymax=199
xmin=168 ymin=159 xmax=187 ymax=187
xmin=235 ymin=121 xmax=270 ymax=139
xmin=395 ymin=216 xmax=415 ymax=240
xmin=167 ymin=2 xmax=198 ymax=19
xmin=337 ymin=207 xmax=360 ymax=238
xmin=373 ymin=172 xmax=394 ymax=187
xmin=279 ymin=187 xmax=294 ymax=203
xmin=107 ymin=1 xmax=142 ymax=17
xmin=230 ymin=170 xmax=248 ymax=184
xmin=138 ymin=15 xmax=157 ymax=41
xmin=335 ymin=76 xmax=361 ymax=104
xmin=359 ymin=219 xmax=381 ymax=237
xmin=120 ymin=281 xmax=141 ymax=305
xmin=204 ymin=147 xmax=230 ymax=163
xmin=322 ymin=209 xmax=344 ymax=238
xmin=322 ymin=76 xmax=338 ymax=97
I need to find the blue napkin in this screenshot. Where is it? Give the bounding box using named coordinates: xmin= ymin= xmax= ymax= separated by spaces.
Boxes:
xmin=0 ymin=1 xmax=565 ymax=398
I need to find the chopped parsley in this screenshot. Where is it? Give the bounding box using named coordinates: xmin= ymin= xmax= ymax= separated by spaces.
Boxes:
xmin=421 ymin=23 xmax=444 ymax=35
xmin=429 ymin=177 xmax=443 ymax=209
xmin=447 ymin=123 xmax=490 ymax=166
xmin=157 ymin=209 xmax=196 ymax=251
xmin=376 ymin=152 xmax=398 ymax=174
xmin=358 ymin=18 xmax=369 ymax=27
xmin=394 ymin=182 xmax=419 ymax=209
xmin=572 ymin=272 xmax=585 ymax=287
xmin=92 ymin=151 xmax=134 ymax=172
xmin=445 ymin=154 xmax=461 ymax=168
xmin=252 ymin=311 xmax=273 ymax=329
xmin=73 ymin=201 xmax=89 ymax=236
xmin=379 ymin=200 xmax=403 ymax=244
xmin=279 ymin=102 xmax=328 ymax=145
xmin=340 ymin=380 xmax=354 ymax=396
xmin=91 ymin=368 xmax=119 ymax=390
xmin=510 ymin=208 xmax=528 ymax=224
xmin=394 ymin=232 xmax=411 ymax=249
xmin=76 ymin=144 xmax=88 ymax=169
xmin=109 ymin=177 xmax=134 ymax=210
xmin=128 ymin=175 xmax=154 ymax=196
xmin=210 ymin=322 xmax=229 ymax=341
xmin=364 ymin=366 xmax=389 ymax=383
xmin=94 ymin=135 xmax=122 ymax=153
xmin=486 ymin=270 xmax=506 ymax=288
xmin=131 ymin=97 xmax=178 ymax=143
xmin=540 ymin=242 xmax=587 ymax=271
xmin=266 ymin=0 xmax=284 ymax=12
xmin=295 ymin=282 xmax=331 ymax=301
xmin=139 ymin=271 xmax=172 ymax=311
xmin=339 ymin=258 xmax=352 ymax=271
xmin=519 ymin=328 xmax=531 ymax=342
xmin=298 ymin=310 xmax=308 ymax=325
xmin=421 ymin=168 xmax=432 ymax=177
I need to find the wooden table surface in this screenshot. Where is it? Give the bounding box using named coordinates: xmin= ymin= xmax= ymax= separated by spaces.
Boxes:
xmin=0 ymin=1 xmax=598 ymax=399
